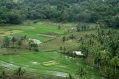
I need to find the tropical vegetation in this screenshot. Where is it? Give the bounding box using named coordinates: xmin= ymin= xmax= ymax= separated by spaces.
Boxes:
xmin=0 ymin=0 xmax=119 ymax=79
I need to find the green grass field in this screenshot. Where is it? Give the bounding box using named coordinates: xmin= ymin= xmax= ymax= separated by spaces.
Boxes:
xmin=0 ymin=51 xmax=104 ymax=79
xmin=0 ymin=22 xmax=64 ymax=42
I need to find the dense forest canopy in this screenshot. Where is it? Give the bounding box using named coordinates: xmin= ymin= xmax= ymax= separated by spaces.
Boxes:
xmin=0 ymin=0 xmax=119 ymax=28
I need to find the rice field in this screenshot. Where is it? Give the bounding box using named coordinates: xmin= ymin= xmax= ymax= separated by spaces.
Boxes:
xmin=0 ymin=51 xmax=105 ymax=79
xmin=0 ymin=21 xmax=106 ymax=79
xmin=0 ymin=22 xmax=64 ymax=42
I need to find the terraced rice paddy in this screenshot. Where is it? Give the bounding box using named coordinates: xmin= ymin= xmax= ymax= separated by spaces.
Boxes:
xmin=6 ymin=23 xmax=64 ymax=42
xmin=0 ymin=52 xmax=105 ymax=79
xmin=0 ymin=22 xmax=106 ymax=79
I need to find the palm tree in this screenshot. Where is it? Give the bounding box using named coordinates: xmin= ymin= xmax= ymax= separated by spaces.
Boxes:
xmin=101 ymin=30 xmax=104 ymax=36
xmin=97 ymin=28 xmax=100 ymax=36
xmin=22 ymin=35 xmax=27 ymax=40
xmin=11 ymin=36 xmax=16 ymax=48
xmin=80 ymin=44 xmax=89 ymax=62
xmin=108 ymin=40 xmax=119 ymax=57
xmin=14 ymin=67 xmax=25 ymax=77
xmin=101 ymin=53 xmax=110 ymax=72
xmin=58 ymin=25 xmax=61 ymax=30
xmin=28 ymin=40 xmax=34 ymax=50
xmin=78 ymin=37 xmax=85 ymax=45
xmin=90 ymin=46 xmax=99 ymax=66
xmin=76 ymin=67 xmax=87 ymax=79
xmin=17 ymin=39 xmax=22 ymax=48
xmin=3 ymin=36 xmax=10 ymax=48
xmin=69 ymin=34 xmax=75 ymax=41
xmin=32 ymin=43 xmax=39 ymax=51
xmin=101 ymin=53 xmax=110 ymax=71
xmin=68 ymin=74 xmax=73 ymax=79
xmin=94 ymin=51 xmax=102 ymax=72
xmin=59 ymin=46 xmax=62 ymax=52
xmin=110 ymin=56 xmax=119 ymax=79
xmin=87 ymin=39 xmax=94 ymax=47
xmin=97 ymin=35 xmax=104 ymax=45
xmin=0 ymin=71 xmax=7 ymax=79
xmin=21 ymin=35 xmax=27 ymax=48
xmin=104 ymin=67 xmax=113 ymax=79
xmin=62 ymin=36 xmax=66 ymax=43
xmin=63 ymin=47 xmax=66 ymax=53
xmin=107 ymin=30 xmax=111 ymax=36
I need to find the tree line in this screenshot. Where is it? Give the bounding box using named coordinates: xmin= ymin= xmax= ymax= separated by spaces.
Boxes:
xmin=0 ymin=0 xmax=119 ymax=28
xmin=0 ymin=35 xmax=39 ymax=52
xmin=0 ymin=67 xmax=25 ymax=79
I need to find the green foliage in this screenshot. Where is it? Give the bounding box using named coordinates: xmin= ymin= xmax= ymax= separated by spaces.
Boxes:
xmin=11 ymin=36 xmax=17 ymax=48
xmin=76 ymin=23 xmax=88 ymax=32
xmin=14 ymin=67 xmax=25 ymax=77
xmin=0 ymin=71 xmax=7 ymax=79
xmin=2 ymin=36 xmax=10 ymax=48
xmin=62 ymin=36 xmax=66 ymax=43
xmin=7 ymin=13 xmax=22 ymax=24
xmin=111 ymin=15 xmax=119 ymax=28
xmin=0 ymin=0 xmax=119 ymax=24
xmin=76 ymin=67 xmax=87 ymax=79
xmin=78 ymin=29 xmax=119 ymax=78
xmin=104 ymin=67 xmax=114 ymax=78
xmin=69 ymin=34 xmax=75 ymax=40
